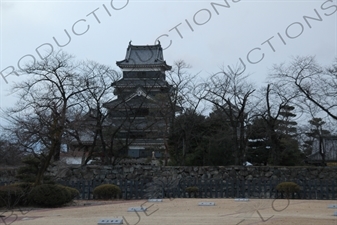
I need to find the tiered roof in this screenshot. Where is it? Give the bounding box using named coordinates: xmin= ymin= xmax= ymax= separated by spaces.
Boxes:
xmin=116 ymin=42 xmax=171 ymax=70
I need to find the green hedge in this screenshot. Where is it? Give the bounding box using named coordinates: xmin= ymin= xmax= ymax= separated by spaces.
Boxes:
xmin=276 ymin=182 xmax=301 ymax=198
xmin=185 ymin=186 xmax=199 ymax=198
xmin=16 ymin=155 xmax=54 ymax=184
xmin=185 ymin=186 xmax=199 ymax=193
xmin=0 ymin=183 xmax=33 ymax=208
xmin=28 ymin=184 xmax=78 ymax=207
xmin=0 ymin=185 xmax=24 ymax=208
xmin=63 ymin=186 xmax=80 ymax=199
xmin=93 ymin=184 xmax=121 ymax=200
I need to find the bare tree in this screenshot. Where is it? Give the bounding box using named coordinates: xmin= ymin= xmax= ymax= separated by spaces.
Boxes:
xmin=3 ymin=51 xmax=94 ymax=184
xmin=166 ymin=60 xmax=203 ymax=112
xmin=270 ymin=56 xmax=337 ymax=121
xmin=157 ymin=60 xmax=203 ymax=165
xmin=255 ymin=83 xmax=301 ymax=165
xmin=202 ymin=67 xmax=256 ymax=165
xmin=64 ymin=61 xmax=123 ymax=165
xmin=63 ymin=60 xmax=152 ymax=166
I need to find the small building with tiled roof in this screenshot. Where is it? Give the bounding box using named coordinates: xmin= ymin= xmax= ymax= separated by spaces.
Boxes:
xmin=307 ymin=136 xmax=337 ymax=166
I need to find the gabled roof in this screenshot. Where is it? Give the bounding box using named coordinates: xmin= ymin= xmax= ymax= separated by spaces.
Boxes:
xmin=103 ymin=87 xmax=164 ymax=109
xmin=112 ymin=78 xmax=170 ymax=88
xmin=116 ymin=42 xmax=171 ymax=70
xmin=127 ymin=87 xmax=155 ymax=102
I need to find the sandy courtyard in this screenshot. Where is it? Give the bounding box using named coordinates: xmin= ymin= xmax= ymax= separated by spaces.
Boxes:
xmin=1 ymin=198 xmax=337 ymax=225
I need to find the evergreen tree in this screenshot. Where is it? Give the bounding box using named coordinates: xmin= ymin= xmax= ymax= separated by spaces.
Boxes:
xmin=169 ymin=109 xmax=207 ymax=166
xmin=203 ymin=108 xmax=236 ymax=166
xmin=251 ymin=105 xmax=304 ymax=166
xmin=246 ymin=117 xmax=270 ymax=166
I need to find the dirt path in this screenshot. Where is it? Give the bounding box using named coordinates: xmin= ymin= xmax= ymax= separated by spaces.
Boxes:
xmin=1 ymin=199 xmax=336 ymax=225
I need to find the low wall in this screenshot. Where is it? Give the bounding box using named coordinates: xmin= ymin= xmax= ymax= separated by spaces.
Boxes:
xmin=2 ymin=165 xmax=336 ymax=200
xmin=2 ymin=164 xmax=337 ymax=183
xmin=49 ymin=165 xmax=337 ymax=182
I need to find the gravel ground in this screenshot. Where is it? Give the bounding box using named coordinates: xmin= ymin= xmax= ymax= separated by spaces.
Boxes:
xmin=1 ymin=199 xmax=337 ymax=225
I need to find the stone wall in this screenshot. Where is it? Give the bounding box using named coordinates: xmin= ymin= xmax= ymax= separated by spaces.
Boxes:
xmin=2 ymin=165 xmax=337 ymax=183
xmin=3 ymin=165 xmax=335 ymax=200
xmin=49 ymin=165 xmax=337 ymax=182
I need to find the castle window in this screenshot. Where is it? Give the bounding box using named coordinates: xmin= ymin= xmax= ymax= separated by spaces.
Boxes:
xmin=137 ymin=72 xmax=146 ymax=77
xmin=132 ymin=108 xmax=149 ymax=117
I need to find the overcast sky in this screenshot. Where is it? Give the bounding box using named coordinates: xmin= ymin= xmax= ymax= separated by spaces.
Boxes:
xmin=0 ymin=0 xmax=336 ymax=126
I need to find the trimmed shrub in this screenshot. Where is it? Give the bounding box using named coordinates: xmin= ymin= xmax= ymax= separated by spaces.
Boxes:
xmin=0 ymin=185 xmax=23 ymax=208
xmin=185 ymin=186 xmax=199 ymax=193
xmin=13 ymin=182 xmax=34 ymax=191
xmin=62 ymin=186 xmax=80 ymax=199
xmin=93 ymin=184 xmax=121 ymax=200
xmin=0 ymin=183 xmax=32 ymax=208
xmin=28 ymin=184 xmax=76 ymax=207
xmin=16 ymin=155 xmax=54 ymax=184
xmin=185 ymin=186 xmax=199 ymax=198
xmin=12 ymin=182 xmax=33 ymax=206
xmin=16 ymin=156 xmax=40 ymax=183
xmin=276 ymin=182 xmax=301 ymax=198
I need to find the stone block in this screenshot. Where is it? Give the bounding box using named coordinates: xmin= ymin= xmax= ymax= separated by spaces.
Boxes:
xmin=97 ymin=218 xmax=123 ymax=224
xmin=265 ymin=172 xmax=273 ymax=177
xmin=246 ymin=175 xmax=253 ymax=180
xmin=240 ymin=171 xmax=248 ymax=177
xmin=198 ymin=202 xmax=215 ymax=206
xmin=234 ymin=198 xmax=249 ymax=202
xmin=127 ymin=207 xmax=147 ymax=212
xmin=148 ymin=199 xmax=163 ymax=202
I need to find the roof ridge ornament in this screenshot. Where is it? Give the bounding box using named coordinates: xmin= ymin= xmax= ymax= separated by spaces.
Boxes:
xmin=129 ymin=40 xmax=132 ymax=46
